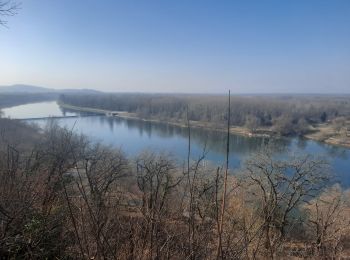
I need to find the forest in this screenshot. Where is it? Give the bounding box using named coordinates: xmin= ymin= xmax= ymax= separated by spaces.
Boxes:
xmin=0 ymin=115 xmax=349 ymax=259
xmin=59 ymin=93 xmax=350 ymax=136
xmin=1 ymin=0 xmax=350 ymax=258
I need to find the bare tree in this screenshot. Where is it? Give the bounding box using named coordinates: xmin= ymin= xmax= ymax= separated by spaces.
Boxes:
xmin=304 ymin=184 xmax=350 ymax=258
xmin=1 ymin=115 xmax=349 ymax=259
xmin=136 ymin=152 xmax=182 ymax=259
xmin=242 ymin=146 xmax=330 ymax=258
xmin=0 ymin=1 xmax=20 ymax=26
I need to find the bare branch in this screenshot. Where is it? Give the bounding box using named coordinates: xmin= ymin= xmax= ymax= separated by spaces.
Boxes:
xmin=0 ymin=1 xmax=20 ymax=26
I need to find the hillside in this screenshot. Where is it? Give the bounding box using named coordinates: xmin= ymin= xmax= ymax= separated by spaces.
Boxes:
xmin=0 ymin=84 xmax=102 ymax=95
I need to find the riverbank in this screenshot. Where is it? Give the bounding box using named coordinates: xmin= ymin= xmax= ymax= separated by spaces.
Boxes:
xmin=59 ymin=102 xmax=350 ymax=148
xmin=59 ymin=102 xmax=273 ymax=137
xmin=304 ymin=123 xmax=350 ymax=148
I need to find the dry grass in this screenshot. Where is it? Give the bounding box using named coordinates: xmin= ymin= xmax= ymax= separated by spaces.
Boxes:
xmin=304 ymin=120 xmax=350 ymax=147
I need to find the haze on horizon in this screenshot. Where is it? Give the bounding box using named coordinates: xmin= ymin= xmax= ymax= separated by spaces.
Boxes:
xmin=0 ymin=0 xmax=349 ymax=94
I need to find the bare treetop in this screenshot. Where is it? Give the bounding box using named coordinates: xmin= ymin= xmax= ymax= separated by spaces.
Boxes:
xmin=0 ymin=1 xmax=20 ymax=26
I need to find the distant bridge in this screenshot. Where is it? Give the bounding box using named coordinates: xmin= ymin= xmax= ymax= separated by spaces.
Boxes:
xmin=14 ymin=111 xmax=121 ymax=121
xmin=17 ymin=115 xmax=95 ymax=121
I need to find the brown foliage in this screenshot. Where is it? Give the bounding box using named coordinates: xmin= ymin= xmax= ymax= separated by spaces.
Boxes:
xmin=0 ymin=118 xmax=349 ymax=259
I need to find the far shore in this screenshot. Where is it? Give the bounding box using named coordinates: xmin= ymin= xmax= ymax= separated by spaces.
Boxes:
xmin=58 ymin=102 xmax=272 ymax=137
xmin=59 ymin=102 xmax=350 ymax=148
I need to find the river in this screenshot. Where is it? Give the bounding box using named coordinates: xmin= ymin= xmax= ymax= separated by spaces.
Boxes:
xmin=2 ymin=101 xmax=350 ymax=187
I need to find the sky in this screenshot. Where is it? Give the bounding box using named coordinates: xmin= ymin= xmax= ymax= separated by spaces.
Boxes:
xmin=0 ymin=0 xmax=350 ymax=93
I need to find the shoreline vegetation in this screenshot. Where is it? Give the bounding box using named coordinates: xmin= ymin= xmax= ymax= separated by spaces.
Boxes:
xmin=59 ymin=101 xmax=261 ymax=136
xmin=59 ymin=101 xmax=350 ymax=148
xmin=1 ymin=112 xmax=349 ymax=259
xmin=1 ymin=96 xmax=350 ymax=258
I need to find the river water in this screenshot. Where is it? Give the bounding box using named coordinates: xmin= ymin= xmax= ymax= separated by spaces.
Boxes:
xmin=3 ymin=101 xmax=350 ymax=187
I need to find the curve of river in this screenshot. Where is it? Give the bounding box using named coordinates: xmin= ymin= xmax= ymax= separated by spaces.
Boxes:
xmin=2 ymin=101 xmax=350 ymax=187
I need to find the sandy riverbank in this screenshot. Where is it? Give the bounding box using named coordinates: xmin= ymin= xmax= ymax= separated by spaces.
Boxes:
xmin=304 ymin=123 xmax=350 ymax=148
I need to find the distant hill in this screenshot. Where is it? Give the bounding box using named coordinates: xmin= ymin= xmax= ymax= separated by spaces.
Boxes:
xmin=0 ymin=84 xmax=53 ymax=93
xmin=0 ymin=84 xmax=102 ymax=94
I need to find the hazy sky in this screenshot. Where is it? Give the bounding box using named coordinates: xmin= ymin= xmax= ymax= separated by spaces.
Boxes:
xmin=0 ymin=0 xmax=350 ymax=93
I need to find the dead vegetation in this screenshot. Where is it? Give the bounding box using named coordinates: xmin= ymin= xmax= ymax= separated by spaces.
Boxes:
xmin=59 ymin=94 xmax=350 ymax=137
xmin=0 ymin=117 xmax=349 ymax=259
xmin=305 ymin=118 xmax=350 ymax=147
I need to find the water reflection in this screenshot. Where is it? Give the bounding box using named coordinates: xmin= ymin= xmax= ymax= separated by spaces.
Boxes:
xmin=77 ymin=116 xmax=350 ymax=187
xmin=3 ymin=101 xmax=77 ymax=119
xmin=97 ymin=116 xmax=291 ymax=156
xmin=4 ymin=102 xmax=350 ymax=187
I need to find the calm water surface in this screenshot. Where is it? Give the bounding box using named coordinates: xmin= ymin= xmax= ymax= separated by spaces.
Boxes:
xmin=3 ymin=101 xmax=350 ymax=187
xmin=2 ymin=101 xmax=76 ymax=119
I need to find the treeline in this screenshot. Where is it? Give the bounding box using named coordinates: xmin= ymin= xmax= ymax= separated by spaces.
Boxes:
xmin=0 ymin=117 xmax=349 ymax=259
xmin=59 ymin=93 xmax=350 ymax=135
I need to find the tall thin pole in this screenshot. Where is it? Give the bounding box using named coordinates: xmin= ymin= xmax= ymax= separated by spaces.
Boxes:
xmin=217 ymin=90 xmax=231 ymax=259
xmin=186 ymin=105 xmax=194 ymax=259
